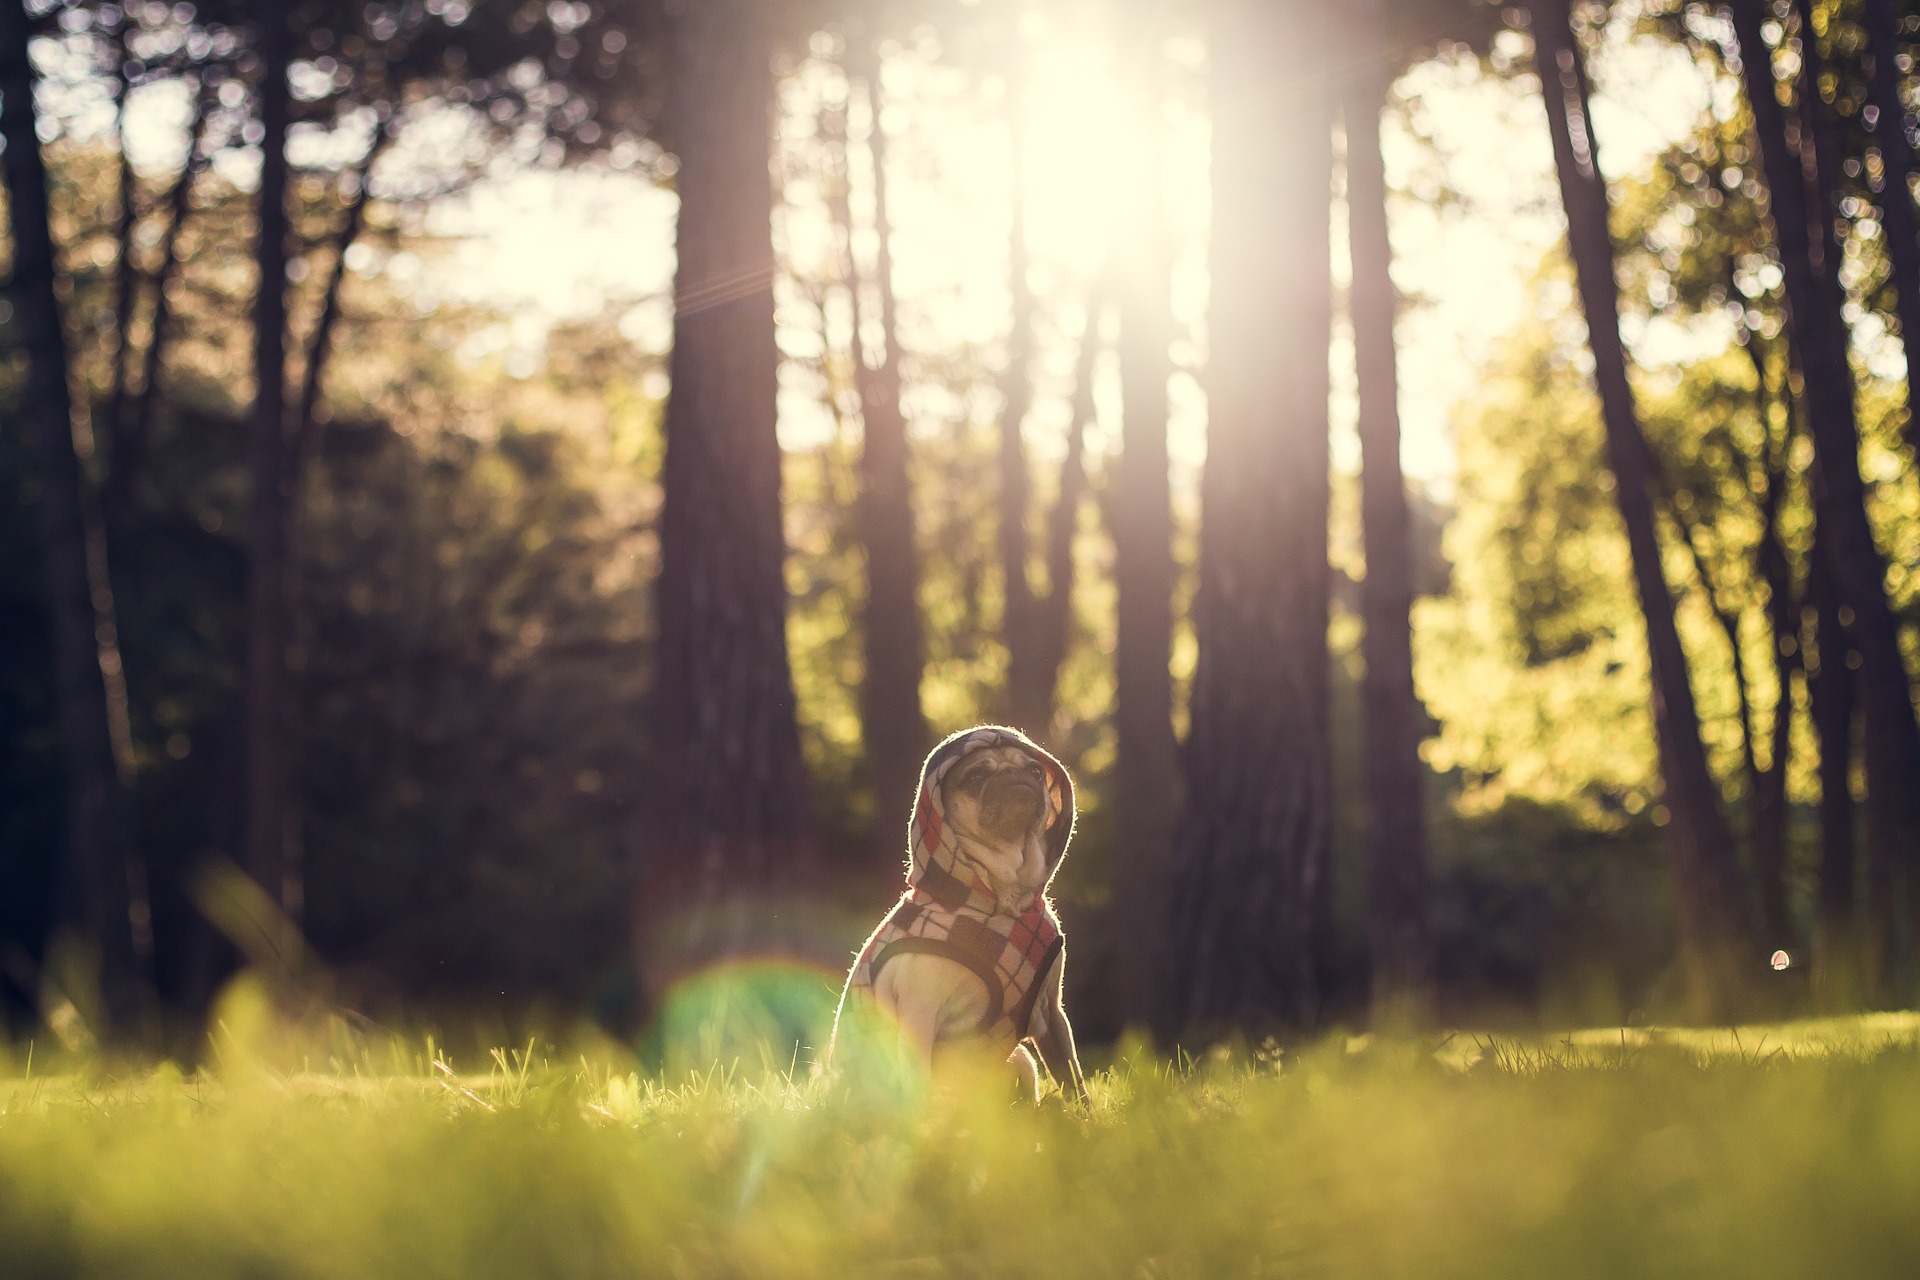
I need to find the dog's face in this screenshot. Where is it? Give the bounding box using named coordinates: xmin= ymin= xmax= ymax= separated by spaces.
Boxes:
xmin=941 ymin=746 xmax=1056 ymax=913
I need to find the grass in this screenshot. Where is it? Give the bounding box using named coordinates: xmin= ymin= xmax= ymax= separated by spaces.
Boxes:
xmin=5 ymin=986 xmax=1920 ymax=1278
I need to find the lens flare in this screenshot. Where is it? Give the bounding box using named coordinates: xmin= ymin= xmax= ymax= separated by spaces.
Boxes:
xmin=639 ymin=958 xmax=844 ymax=1079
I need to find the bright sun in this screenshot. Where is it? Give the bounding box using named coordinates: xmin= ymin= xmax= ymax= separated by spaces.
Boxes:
xmin=412 ymin=20 xmax=1714 ymax=492
xmin=777 ymin=23 xmax=1207 ymax=463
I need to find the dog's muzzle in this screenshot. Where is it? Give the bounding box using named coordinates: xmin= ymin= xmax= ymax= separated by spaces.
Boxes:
xmin=978 ymin=769 xmax=1045 ymax=841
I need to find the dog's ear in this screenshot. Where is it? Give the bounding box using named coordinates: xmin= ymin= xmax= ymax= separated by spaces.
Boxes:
xmin=907 ymin=772 xmax=943 ymax=880
xmin=906 ymin=730 xmax=987 ymax=884
xmin=1031 ymin=750 xmax=1075 ymax=871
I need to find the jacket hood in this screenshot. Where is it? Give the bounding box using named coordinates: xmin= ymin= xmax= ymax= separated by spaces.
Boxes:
xmin=903 ymin=725 xmax=1076 ymax=906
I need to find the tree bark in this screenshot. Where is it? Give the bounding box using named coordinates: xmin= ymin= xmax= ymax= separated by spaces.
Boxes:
xmin=1745 ymin=333 xmax=1797 ymax=954
xmin=999 ymin=50 xmax=1045 ymax=736
xmin=245 ymin=0 xmax=294 ymax=911
xmin=1729 ymin=0 xmax=1920 ymax=1002
xmin=1798 ymin=0 xmax=1917 ymax=997
xmin=98 ymin=20 xmax=154 ymax=971
xmin=1534 ymin=0 xmax=1757 ymax=1017
xmin=1807 ymin=525 xmax=1860 ymax=1006
xmin=1650 ymin=397 xmax=1784 ymax=946
xmin=104 ymin=85 xmax=210 ymax=537
xmin=105 ymin=27 xmax=140 ymax=460
xmin=293 ymin=129 xmax=388 ymax=471
xmin=114 ymin=86 xmax=212 ymax=525
xmin=277 ymin=129 xmax=389 ymax=925
xmin=1801 ymin=2 xmax=1909 ymax=1001
xmin=1860 ymin=0 xmax=1920 ymax=461
xmin=1028 ymin=274 xmax=1105 ymax=732
xmin=645 ymin=0 xmax=810 ymax=979
xmin=1163 ymin=0 xmax=1334 ymax=1037
xmin=1667 ymin=491 xmax=1788 ymax=944
xmin=1110 ymin=18 xmax=1180 ymax=1034
xmin=845 ymin=38 xmax=930 ymax=856
xmin=1345 ymin=0 xmax=1435 ymax=1027
xmin=1 ymin=0 xmax=144 ymax=1038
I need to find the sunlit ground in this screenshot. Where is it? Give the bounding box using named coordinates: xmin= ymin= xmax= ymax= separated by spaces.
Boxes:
xmin=24 ymin=12 xmax=1920 ymax=1273
xmin=5 ymin=984 xmax=1920 ymax=1277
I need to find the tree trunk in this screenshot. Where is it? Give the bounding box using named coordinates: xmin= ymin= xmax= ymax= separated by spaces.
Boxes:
xmin=1807 ymin=526 xmax=1860 ymax=1007
xmin=1163 ymin=0 xmax=1334 ymax=1037
xmin=999 ymin=51 xmax=1044 ymax=736
xmin=1 ymin=0 xmax=144 ymax=1038
xmin=105 ymin=29 xmax=140 ymax=460
xmin=1534 ymin=0 xmax=1757 ymax=1017
xmin=1797 ymin=0 xmax=1917 ymax=997
xmin=1746 ymin=333 xmax=1797 ymax=952
xmin=103 ymin=85 xmax=210 ymax=536
xmin=1662 ymin=483 xmax=1788 ymax=946
xmin=278 ymin=130 xmax=388 ymax=925
xmin=1110 ymin=19 xmax=1180 ymax=1033
xmin=845 ymin=38 xmax=930 ymax=856
xmin=292 ymin=130 xmax=387 ymax=472
xmin=1730 ymin=0 xmax=1920 ymax=1002
xmin=1028 ymin=275 xmax=1105 ymax=735
xmin=99 ymin=20 xmax=154 ymax=971
xmin=1860 ymin=0 xmax=1920 ymax=462
xmin=244 ymin=0 xmax=294 ymax=911
xmin=98 ymin=89 xmax=210 ymax=968
xmin=1753 ymin=613 xmax=1796 ymax=950
xmin=1345 ymin=0 xmax=1435 ymax=1027
xmin=645 ymin=0 xmax=810 ymax=982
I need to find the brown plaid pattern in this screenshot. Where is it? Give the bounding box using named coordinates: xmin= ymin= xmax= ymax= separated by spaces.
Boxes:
xmin=844 ymin=888 xmax=1065 ymax=1051
xmin=831 ymin=725 xmax=1076 ymax=1059
xmin=903 ymin=726 xmax=1073 ymax=899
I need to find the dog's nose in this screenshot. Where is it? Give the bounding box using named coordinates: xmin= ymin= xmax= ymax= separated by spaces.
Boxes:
xmin=978 ymin=766 xmax=1045 ymax=838
xmin=987 ymin=766 xmax=1041 ymax=800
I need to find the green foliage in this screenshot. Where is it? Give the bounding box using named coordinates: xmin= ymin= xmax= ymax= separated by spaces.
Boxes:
xmin=14 ymin=0 xmax=1920 ymax=1043
xmin=1 ymin=136 xmax=665 ymax=1025
xmin=1421 ymin=259 xmax=1916 ymax=822
xmin=6 ymin=1012 xmax=1920 ymax=1276
xmin=298 ymin=377 xmax=653 ymax=1004
xmin=1418 ymin=294 xmax=1662 ymax=826
xmin=783 ymin=431 xmax=878 ymax=851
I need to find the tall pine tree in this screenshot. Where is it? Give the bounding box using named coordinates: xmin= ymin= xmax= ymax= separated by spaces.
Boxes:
xmin=1164 ymin=0 xmax=1335 ymax=1036
xmin=1532 ymin=0 xmax=1757 ymax=1016
xmin=644 ymin=0 xmax=811 ymax=982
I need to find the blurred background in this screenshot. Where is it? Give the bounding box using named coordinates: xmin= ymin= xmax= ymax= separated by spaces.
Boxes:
xmin=2 ymin=0 xmax=1917 ymax=1055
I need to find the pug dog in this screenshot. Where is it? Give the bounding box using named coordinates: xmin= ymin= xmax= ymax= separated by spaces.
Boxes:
xmin=829 ymin=726 xmax=1088 ymax=1103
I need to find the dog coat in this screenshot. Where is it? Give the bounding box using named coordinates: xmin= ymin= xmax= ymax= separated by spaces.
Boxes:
xmin=834 ymin=726 xmax=1076 ymax=1058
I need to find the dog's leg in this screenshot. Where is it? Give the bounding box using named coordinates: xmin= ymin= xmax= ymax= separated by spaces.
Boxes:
xmin=891 ymin=992 xmax=941 ymax=1078
xmin=1026 ymin=951 xmax=1089 ymax=1104
xmin=876 ymin=953 xmax=991 ymax=1083
xmin=1009 ymin=1043 xmax=1039 ymax=1104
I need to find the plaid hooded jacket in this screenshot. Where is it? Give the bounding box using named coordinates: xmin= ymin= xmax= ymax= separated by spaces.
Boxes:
xmin=833 ymin=726 xmax=1076 ymax=1059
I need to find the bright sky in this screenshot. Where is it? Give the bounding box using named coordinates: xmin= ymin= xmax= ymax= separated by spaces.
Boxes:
xmin=416 ymin=16 xmax=1714 ymax=497
xmin=83 ymin=11 xmax=1715 ymax=495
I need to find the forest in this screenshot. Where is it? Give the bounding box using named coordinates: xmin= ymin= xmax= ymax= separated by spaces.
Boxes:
xmin=4 ymin=0 xmax=1920 ymax=1063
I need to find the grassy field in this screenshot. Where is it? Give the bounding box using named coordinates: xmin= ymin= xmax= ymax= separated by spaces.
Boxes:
xmin=5 ymin=993 xmax=1920 ymax=1278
